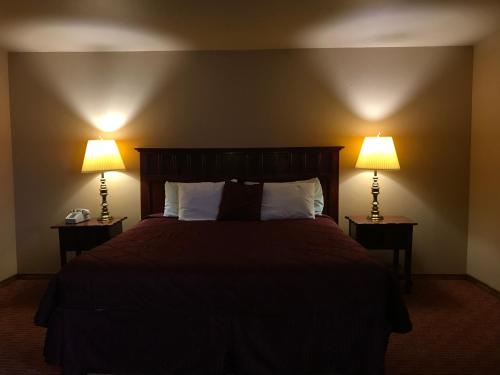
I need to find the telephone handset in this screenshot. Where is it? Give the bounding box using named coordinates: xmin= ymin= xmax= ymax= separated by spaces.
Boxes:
xmin=65 ymin=208 xmax=91 ymax=224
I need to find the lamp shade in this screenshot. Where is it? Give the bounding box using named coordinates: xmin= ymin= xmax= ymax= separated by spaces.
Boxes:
xmin=81 ymin=139 xmax=125 ymax=173
xmin=355 ymin=136 xmax=400 ymax=170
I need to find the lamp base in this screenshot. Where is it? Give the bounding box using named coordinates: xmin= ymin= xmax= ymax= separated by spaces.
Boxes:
xmin=98 ymin=215 xmax=113 ymax=222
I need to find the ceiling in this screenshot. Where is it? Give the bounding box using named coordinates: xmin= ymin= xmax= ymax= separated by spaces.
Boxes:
xmin=0 ymin=0 xmax=499 ymax=52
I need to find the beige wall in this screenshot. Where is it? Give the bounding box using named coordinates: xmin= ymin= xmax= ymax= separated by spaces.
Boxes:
xmin=8 ymin=47 xmax=472 ymax=274
xmin=0 ymin=49 xmax=17 ymax=281
xmin=468 ymin=31 xmax=500 ymax=291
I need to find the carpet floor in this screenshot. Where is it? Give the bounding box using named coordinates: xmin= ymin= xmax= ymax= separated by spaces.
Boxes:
xmin=0 ymin=278 xmax=499 ymax=375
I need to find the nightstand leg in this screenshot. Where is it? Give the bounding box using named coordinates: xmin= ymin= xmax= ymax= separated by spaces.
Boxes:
xmin=60 ymin=250 xmax=67 ymax=267
xmin=58 ymin=236 xmax=67 ymax=267
xmin=404 ymin=246 xmax=413 ymax=293
xmin=392 ymin=248 xmax=399 ymax=274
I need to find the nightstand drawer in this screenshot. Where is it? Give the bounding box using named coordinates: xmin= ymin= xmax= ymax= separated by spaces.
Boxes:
xmin=353 ymin=224 xmax=412 ymax=249
xmin=58 ymin=225 xmax=121 ymax=252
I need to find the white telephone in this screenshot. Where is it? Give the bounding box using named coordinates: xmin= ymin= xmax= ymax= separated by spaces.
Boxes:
xmin=65 ymin=208 xmax=91 ymax=224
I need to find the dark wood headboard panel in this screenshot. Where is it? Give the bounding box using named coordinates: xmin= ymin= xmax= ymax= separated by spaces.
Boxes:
xmin=135 ymin=147 xmax=343 ymax=222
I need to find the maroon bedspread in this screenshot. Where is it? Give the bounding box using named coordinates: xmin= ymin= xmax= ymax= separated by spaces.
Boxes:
xmin=36 ymin=216 xmax=411 ymax=375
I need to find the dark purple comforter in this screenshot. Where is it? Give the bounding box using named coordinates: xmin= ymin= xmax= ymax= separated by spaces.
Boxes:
xmin=36 ymin=216 xmax=411 ymax=375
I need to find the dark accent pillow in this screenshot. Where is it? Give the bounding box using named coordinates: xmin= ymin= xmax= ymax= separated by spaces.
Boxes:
xmin=217 ymin=181 xmax=263 ymax=221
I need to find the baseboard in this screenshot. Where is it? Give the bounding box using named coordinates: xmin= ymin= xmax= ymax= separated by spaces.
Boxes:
xmin=413 ymin=274 xmax=499 ymax=297
xmin=465 ymin=275 xmax=500 ymax=298
xmin=17 ymin=273 xmax=55 ymax=279
xmin=413 ymin=274 xmax=468 ymax=280
xmin=0 ymin=274 xmax=18 ymax=287
xmin=0 ymin=273 xmax=55 ymax=287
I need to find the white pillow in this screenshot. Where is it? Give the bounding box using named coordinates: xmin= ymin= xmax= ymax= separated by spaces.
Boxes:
xmin=164 ymin=180 xmax=236 ymax=217
xmin=178 ymin=182 xmax=225 ymax=221
xmin=301 ymin=178 xmax=324 ymax=215
xmin=261 ymin=181 xmax=315 ymax=220
xmin=163 ymin=181 xmax=179 ymax=217
xmin=245 ymin=178 xmax=324 ymax=215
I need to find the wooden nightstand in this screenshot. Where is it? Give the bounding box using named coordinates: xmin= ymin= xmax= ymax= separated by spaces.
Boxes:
xmin=345 ymin=215 xmax=417 ymax=292
xmin=51 ymin=217 xmax=127 ymax=266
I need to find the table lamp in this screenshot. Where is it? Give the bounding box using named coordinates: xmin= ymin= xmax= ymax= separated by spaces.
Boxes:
xmin=81 ymin=139 xmax=125 ymax=222
xmin=355 ymin=135 xmax=400 ymax=221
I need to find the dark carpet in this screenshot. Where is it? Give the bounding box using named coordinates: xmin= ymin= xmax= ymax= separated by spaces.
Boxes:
xmin=0 ymin=278 xmax=499 ymax=375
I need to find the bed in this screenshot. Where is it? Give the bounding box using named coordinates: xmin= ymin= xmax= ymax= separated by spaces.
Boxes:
xmin=35 ymin=147 xmax=411 ymax=375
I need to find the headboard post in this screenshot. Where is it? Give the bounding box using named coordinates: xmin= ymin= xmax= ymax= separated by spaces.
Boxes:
xmin=135 ymin=147 xmax=343 ymax=222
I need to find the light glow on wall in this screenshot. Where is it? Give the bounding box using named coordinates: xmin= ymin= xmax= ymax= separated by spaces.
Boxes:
xmin=308 ymin=47 xmax=450 ymax=121
xmin=94 ymin=111 xmax=127 ymax=132
xmin=30 ymin=47 xmax=177 ymax=132
xmin=297 ymin=2 xmax=500 ymax=48
xmin=0 ymin=19 xmax=186 ymax=52
xmin=11 ymin=19 xmax=183 ymax=132
xmin=300 ymin=2 xmax=498 ymax=121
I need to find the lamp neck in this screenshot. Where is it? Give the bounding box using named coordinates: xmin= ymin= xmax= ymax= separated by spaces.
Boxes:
xmin=369 ymin=169 xmax=383 ymax=221
xmin=98 ymin=172 xmax=112 ymax=222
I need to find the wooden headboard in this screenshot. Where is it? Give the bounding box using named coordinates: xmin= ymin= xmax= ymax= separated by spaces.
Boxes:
xmin=135 ymin=147 xmax=343 ymax=222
